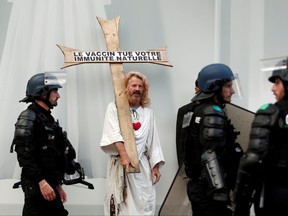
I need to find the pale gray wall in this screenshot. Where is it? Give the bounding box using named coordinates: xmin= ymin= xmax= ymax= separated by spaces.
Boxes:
xmin=0 ymin=0 xmax=12 ymax=60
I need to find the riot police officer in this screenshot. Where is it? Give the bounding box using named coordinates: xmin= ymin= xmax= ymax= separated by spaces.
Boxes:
xmin=184 ymin=63 xmax=242 ymax=216
xmin=234 ymin=57 xmax=288 ymax=216
xmin=11 ymin=72 xmax=75 ymax=216
xmin=176 ymin=79 xmax=200 ymax=166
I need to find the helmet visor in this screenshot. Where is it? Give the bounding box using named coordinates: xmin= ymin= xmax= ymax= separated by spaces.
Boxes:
xmin=192 ymin=73 xmax=243 ymax=102
xmin=44 ymin=71 xmax=66 ymax=87
xmin=260 ymin=56 xmax=288 ymax=82
xmin=231 ymin=73 xmax=243 ymax=99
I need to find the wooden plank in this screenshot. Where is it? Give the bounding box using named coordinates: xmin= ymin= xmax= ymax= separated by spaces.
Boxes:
xmin=97 ymin=16 xmax=139 ymax=173
xmin=56 ymin=45 xmax=172 ymax=69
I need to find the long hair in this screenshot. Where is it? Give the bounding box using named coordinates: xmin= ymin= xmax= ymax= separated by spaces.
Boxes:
xmin=123 ymin=71 xmax=151 ymax=107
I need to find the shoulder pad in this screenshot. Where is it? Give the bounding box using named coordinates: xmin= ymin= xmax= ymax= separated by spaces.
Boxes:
xmin=245 ymin=103 xmax=279 ymax=160
xmin=11 ymin=109 xmax=36 ymax=152
xmin=253 ymin=103 xmax=279 ymax=128
xmin=200 ymin=104 xmax=226 ymax=148
xmin=257 ymin=103 xmax=278 ymax=114
xmin=19 ymin=108 xmax=37 ymax=120
xmin=15 ymin=109 xmax=36 ymax=138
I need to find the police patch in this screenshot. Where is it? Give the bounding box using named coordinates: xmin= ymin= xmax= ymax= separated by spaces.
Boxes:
xmin=182 ymin=112 xmax=193 ymax=128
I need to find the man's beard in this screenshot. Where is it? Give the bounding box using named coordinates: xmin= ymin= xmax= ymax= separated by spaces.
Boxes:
xmin=48 ymin=100 xmax=58 ymax=109
xmin=128 ymin=94 xmax=141 ymax=106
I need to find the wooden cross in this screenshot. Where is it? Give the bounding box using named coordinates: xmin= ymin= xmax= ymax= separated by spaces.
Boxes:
xmin=57 ymin=16 xmax=172 ymax=173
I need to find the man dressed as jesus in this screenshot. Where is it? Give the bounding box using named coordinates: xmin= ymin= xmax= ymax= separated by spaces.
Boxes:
xmin=100 ymin=71 xmax=165 ymax=216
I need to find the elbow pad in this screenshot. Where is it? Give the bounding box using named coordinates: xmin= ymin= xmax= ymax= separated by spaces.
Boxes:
xmin=201 ymin=149 xmax=225 ymax=190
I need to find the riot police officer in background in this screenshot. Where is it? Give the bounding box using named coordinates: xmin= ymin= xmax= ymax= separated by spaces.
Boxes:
xmin=10 ymin=72 xmax=75 ymax=216
xmin=184 ymin=63 xmax=243 ymax=216
xmin=176 ymin=79 xmax=199 ymax=166
xmin=234 ymin=57 xmax=288 ymax=216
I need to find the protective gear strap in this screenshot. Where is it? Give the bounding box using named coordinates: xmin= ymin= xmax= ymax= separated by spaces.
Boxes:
xmin=35 ymin=90 xmax=54 ymax=109
xmin=200 ymin=105 xmax=225 ymax=148
xmin=233 ymin=103 xmax=279 ymax=214
xmin=63 ymin=131 xmax=77 ymax=175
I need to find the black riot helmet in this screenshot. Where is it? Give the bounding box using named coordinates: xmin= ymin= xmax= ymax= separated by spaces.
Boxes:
xmin=266 ymin=57 xmax=288 ymax=100
xmin=268 ymin=58 xmax=288 ymax=83
xmin=192 ymin=63 xmax=237 ymax=102
xmin=198 ymin=63 xmax=235 ymax=93
xmin=20 ymin=72 xmax=66 ymax=103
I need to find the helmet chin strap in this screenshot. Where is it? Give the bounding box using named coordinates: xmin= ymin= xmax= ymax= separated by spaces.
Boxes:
xmin=37 ymin=91 xmax=54 ymax=109
xmin=36 ymin=97 xmax=54 ymax=109
xmin=213 ymin=89 xmax=226 ymax=107
xmin=283 ymin=81 xmax=288 ymax=101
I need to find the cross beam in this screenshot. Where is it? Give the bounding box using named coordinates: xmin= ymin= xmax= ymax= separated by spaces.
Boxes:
xmin=57 ymin=16 xmax=172 ymax=173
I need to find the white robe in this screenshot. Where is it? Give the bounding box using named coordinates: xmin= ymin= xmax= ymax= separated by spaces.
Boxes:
xmin=100 ymin=102 xmax=165 ymax=216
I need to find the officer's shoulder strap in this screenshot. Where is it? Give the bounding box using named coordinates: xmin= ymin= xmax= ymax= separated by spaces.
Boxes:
xmin=202 ymin=103 xmax=225 ymax=117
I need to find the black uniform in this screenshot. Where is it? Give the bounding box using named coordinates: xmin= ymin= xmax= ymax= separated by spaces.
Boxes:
xmin=234 ymin=101 xmax=288 ymax=216
xmin=11 ymin=103 xmax=69 ymax=216
xmin=183 ymin=101 xmax=242 ymax=216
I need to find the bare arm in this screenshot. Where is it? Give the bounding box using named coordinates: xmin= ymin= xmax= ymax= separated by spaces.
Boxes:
xmin=114 ymin=141 xmax=135 ymax=171
xmin=38 ymin=179 xmax=56 ymax=201
xmin=151 ymin=163 xmax=161 ymax=185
